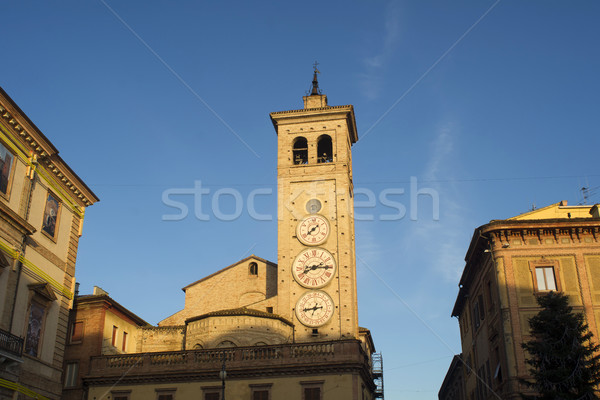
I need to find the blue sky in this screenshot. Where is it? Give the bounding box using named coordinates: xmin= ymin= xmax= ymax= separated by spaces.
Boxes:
xmin=2 ymin=1 xmax=599 ymax=398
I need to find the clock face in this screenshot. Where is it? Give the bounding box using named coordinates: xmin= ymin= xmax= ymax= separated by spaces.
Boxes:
xmin=295 ymin=291 xmax=335 ymax=327
xmin=297 ymin=214 xmax=330 ymax=246
xmin=292 ymin=248 xmax=336 ymax=288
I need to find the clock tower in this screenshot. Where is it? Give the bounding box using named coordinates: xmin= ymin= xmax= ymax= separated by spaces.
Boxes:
xmin=270 ymin=67 xmax=359 ymax=342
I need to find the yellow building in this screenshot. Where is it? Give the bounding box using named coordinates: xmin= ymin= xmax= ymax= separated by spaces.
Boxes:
xmin=78 ymin=71 xmax=383 ymax=400
xmin=441 ymin=201 xmax=600 ymax=400
xmin=0 ymin=87 xmax=98 ymax=400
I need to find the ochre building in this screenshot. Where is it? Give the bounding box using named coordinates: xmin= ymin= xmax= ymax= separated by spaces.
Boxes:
xmin=71 ymin=73 xmax=383 ymax=400
xmin=0 ymin=87 xmax=98 ymax=400
xmin=440 ymin=201 xmax=600 ymax=400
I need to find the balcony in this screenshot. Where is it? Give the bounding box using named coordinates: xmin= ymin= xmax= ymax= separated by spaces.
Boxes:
xmin=86 ymin=340 xmax=373 ymax=384
xmin=0 ymin=328 xmax=23 ymax=358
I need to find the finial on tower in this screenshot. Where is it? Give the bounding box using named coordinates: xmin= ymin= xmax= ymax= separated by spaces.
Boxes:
xmin=310 ymin=61 xmax=321 ymax=95
xmin=303 ymin=62 xmax=328 ymax=109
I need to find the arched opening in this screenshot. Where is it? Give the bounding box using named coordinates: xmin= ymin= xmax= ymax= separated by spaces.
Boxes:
xmin=193 ymin=343 xmax=203 ymax=350
xmin=317 ymin=135 xmax=333 ymax=163
xmin=217 ymin=340 xmax=236 ymax=348
xmin=293 ymin=137 xmax=308 ymax=165
xmin=249 ymin=262 xmax=258 ymax=275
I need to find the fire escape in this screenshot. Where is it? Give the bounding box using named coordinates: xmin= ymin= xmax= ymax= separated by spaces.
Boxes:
xmin=372 ymin=352 xmax=384 ymax=399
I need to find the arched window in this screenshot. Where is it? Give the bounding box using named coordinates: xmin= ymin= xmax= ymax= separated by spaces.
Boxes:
xmin=193 ymin=343 xmax=203 ymax=350
xmin=293 ymin=137 xmax=308 ymax=165
xmin=317 ymin=135 xmax=333 ymax=163
xmin=249 ymin=262 xmax=258 ymax=276
xmin=217 ymin=340 xmax=236 ymax=348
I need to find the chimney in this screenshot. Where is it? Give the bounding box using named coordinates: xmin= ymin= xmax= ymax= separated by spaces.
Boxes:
xmin=93 ymin=286 xmax=109 ymax=296
xmin=590 ymin=204 xmax=600 ymax=219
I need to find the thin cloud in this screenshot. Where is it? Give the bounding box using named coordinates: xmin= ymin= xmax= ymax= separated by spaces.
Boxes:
xmin=359 ymin=1 xmax=402 ymax=99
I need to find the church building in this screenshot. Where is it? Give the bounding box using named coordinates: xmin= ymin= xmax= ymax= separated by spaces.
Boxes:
xmin=68 ymin=70 xmax=384 ymax=400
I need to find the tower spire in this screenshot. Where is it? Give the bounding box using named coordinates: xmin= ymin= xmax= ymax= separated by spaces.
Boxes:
xmin=310 ymin=61 xmax=321 ymax=95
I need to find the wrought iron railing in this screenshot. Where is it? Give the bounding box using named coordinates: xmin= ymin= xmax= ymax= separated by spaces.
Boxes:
xmin=0 ymin=328 xmax=24 ymax=358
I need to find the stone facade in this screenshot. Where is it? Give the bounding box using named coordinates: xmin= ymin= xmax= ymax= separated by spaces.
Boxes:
xmin=71 ymin=78 xmax=380 ymax=400
xmin=443 ymin=201 xmax=600 ymax=400
xmin=0 ymin=86 xmax=98 ymax=400
xmin=62 ymin=289 xmax=148 ymax=400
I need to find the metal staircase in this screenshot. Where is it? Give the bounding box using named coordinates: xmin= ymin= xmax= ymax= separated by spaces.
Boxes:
xmin=372 ymin=352 xmax=384 ymax=399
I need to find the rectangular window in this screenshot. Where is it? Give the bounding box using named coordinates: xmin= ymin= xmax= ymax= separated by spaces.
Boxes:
xmin=535 ymin=266 xmax=557 ymax=291
xmin=304 ymin=388 xmax=321 ymax=400
xmin=250 ymin=384 xmax=272 ymax=400
xmin=156 ymin=390 xmax=176 ymax=400
xmin=70 ymin=321 xmax=84 ymax=343
xmin=64 ymin=362 xmax=79 ymax=388
xmin=112 ymin=326 xmax=118 ymax=346
xmin=42 ymin=192 xmax=61 ymax=239
xmin=253 ymin=391 xmax=269 ymax=400
xmin=0 ymin=142 xmax=15 ymax=198
xmin=204 ymin=393 xmax=219 ymax=400
xmin=111 ymin=391 xmax=131 ymax=400
xmin=25 ymin=301 xmax=46 ymax=357
xmin=472 ymin=302 xmax=481 ymax=331
xmin=122 ymin=331 xmax=128 ymax=351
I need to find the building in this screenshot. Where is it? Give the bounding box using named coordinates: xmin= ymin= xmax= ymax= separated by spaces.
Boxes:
xmin=0 ymin=87 xmax=98 ymax=400
xmin=438 ymin=354 xmax=465 ymax=400
xmin=443 ymin=201 xmax=600 ymax=400
xmin=76 ymin=70 xmax=383 ymax=400
xmin=62 ymin=287 xmax=149 ymax=400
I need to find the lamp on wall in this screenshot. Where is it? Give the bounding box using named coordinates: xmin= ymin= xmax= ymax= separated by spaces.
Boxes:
xmin=219 ymin=356 xmax=227 ymax=400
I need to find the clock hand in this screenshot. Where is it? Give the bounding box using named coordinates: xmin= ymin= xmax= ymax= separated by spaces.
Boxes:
xmin=304 ymin=262 xmax=324 ymax=274
xmin=307 ymin=225 xmax=318 ymax=235
xmin=303 ymin=304 xmax=323 ymax=316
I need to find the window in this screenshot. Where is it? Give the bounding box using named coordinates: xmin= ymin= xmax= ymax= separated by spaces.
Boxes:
xmin=64 ymin=362 xmax=79 ymax=388
xmin=253 ymin=391 xmax=269 ymax=400
xmin=250 ymin=384 xmax=271 ymax=400
xmin=70 ymin=321 xmax=84 ymax=343
xmin=156 ymin=389 xmax=176 ymax=400
xmin=41 ymin=191 xmax=61 ymax=239
xmin=112 ymin=326 xmax=118 ymax=346
xmin=472 ymin=301 xmax=481 ymax=331
xmin=216 ymin=340 xmax=236 ymax=348
xmin=293 ymin=137 xmax=308 ymax=165
xmin=266 ymin=306 xmax=273 ymax=313
xmin=0 ymin=141 xmax=15 ymax=198
xmin=24 ymin=301 xmax=46 ymax=357
xmin=301 ymin=381 xmax=323 ymax=400
xmin=535 ymin=266 xmax=557 ymax=291
xmin=249 ymin=262 xmax=258 ymax=275
xmin=304 ymin=388 xmax=321 ymax=400
xmin=204 ymin=392 xmax=220 ymax=400
xmin=317 ymin=135 xmax=333 ymax=163
xmin=112 ymin=391 xmax=131 ymax=400
xmin=122 ymin=331 xmax=128 ymax=351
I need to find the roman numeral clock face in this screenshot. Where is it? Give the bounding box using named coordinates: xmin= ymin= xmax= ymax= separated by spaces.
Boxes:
xmin=295 ymin=291 xmax=335 ymax=327
xmin=292 ymin=248 xmax=337 ymax=288
xmin=296 ymin=214 xmax=330 ymax=246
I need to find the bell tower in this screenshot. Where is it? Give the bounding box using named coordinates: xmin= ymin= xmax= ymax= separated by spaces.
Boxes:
xmin=270 ymin=66 xmax=359 ymax=342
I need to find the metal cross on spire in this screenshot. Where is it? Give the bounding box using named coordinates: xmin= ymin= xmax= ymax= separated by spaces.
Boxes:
xmin=311 ymin=61 xmax=322 ymax=95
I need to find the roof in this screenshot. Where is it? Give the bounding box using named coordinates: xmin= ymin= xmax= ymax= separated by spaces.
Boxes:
xmin=185 ymin=307 xmax=293 ymax=326
xmin=507 ymin=200 xmax=594 ymax=221
xmin=269 ymin=104 xmax=358 ymax=144
xmin=182 ymin=255 xmax=276 ymax=291
xmin=76 ymin=294 xmax=149 ymax=326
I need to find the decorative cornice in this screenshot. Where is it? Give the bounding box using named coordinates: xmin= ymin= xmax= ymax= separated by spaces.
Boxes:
xmin=0 ymin=88 xmax=99 ymax=207
xmin=186 ymin=307 xmax=293 ymax=326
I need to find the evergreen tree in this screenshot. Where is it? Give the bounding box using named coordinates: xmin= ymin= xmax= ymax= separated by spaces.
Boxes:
xmin=522 ymin=291 xmax=600 ymax=400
